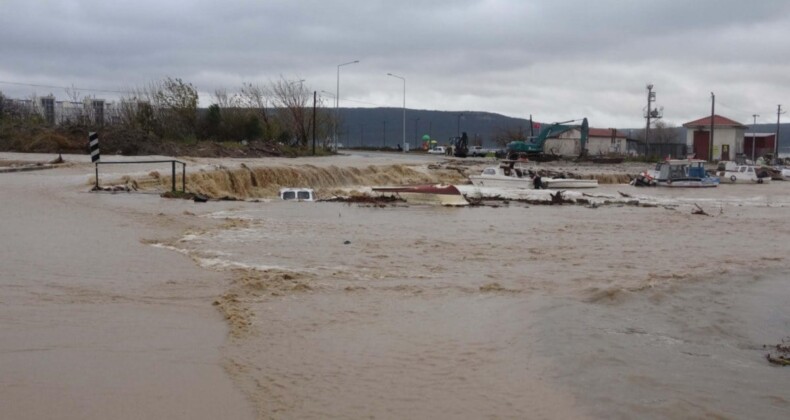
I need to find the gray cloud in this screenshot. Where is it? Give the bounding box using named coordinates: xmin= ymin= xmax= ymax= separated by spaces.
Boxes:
xmin=1 ymin=0 xmax=788 ymax=127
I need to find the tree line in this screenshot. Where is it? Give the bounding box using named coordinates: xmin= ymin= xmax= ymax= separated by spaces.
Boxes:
xmin=0 ymin=76 xmax=337 ymax=152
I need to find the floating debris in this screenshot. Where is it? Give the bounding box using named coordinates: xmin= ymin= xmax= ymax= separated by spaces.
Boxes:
xmin=692 ymin=203 xmax=712 ymax=216
xmin=765 ymin=339 xmax=790 ymax=366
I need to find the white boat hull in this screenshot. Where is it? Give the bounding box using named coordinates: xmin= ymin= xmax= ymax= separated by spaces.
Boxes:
xmin=718 ymin=173 xmax=771 ymax=184
xmin=655 ymin=179 xmax=718 ymax=188
xmin=469 ymin=176 xmax=532 ymax=189
xmin=541 ymin=178 xmax=598 ymax=189
xmin=469 ymin=175 xmax=598 ymax=189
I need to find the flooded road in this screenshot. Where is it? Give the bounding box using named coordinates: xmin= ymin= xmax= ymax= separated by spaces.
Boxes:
xmin=162 ymin=185 xmax=790 ymax=419
xmin=4 ymin=153 xmax=789 ymax=419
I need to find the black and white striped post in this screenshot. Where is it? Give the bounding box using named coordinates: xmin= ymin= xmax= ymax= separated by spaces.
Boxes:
xmin=89 ymin=132 xmax=100 ymax=162
xmin=89 ymin=132 xmax=100 ymax=189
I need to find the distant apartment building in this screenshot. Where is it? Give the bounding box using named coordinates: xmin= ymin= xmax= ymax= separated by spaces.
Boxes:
xmin=2 ymin=94 xmax=121 ymax=126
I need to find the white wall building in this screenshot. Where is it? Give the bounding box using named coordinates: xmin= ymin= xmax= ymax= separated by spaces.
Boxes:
xmin=682 ymin=115 xmax=746 ymax=161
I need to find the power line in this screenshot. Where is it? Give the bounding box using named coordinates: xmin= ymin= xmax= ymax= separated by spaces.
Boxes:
xmin=716 ymin=100 xmax=774 ymax=121
xmin=0 ymin=80 xmax=132 ymax=95
xmin=338 ymin=97 xmax=388 ymax=107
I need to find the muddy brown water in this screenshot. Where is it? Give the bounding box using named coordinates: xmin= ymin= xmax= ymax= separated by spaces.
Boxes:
xmin=159 ymin=183 xmax=790 ymax=419
xmin=4 ymin=153 xmax=790 ymax=419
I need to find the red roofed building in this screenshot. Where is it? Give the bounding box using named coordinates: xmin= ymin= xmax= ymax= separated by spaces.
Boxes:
xmin=683 ymin=115 xmax=747 ymax=161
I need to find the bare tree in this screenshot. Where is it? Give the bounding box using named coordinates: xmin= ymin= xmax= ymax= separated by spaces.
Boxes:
xmin=270 ymin=77 xmax=311 ymax=147
xmin=64 ymin=84 xmax=82 ymax=103
xmin=239 ymin=82 xmax=273 ymax=139
xmin=491 ymin=124 xmax=528 ymax=147
xmin=154 ymin=77 xmax=198 ymax=138
xmin=651 ymin=121 xmax=679 ymax=144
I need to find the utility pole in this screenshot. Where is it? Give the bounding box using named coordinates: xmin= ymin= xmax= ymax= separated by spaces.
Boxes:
xmin=751 ymin=114 xmax=759 ymax=162
xmin=709 ymin=92 xmax=715 ymax=161
xmin=312 ymin=91 xmax=317 ymax=155
xmin=777 ymin=104 xmax=785 ymax=162
xmin=645 ymin=84 xmax=655 ymax=158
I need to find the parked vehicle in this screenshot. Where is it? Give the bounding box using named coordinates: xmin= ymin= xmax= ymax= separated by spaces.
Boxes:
xmin=468 ymin=145 xmax=493 ymax=157
xmin=427 ymin=146 xmax=446 ymax=155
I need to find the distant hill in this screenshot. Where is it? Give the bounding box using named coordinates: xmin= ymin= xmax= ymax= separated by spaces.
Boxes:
xmin=336 ymin=108 xmax=536 ymax=148
xmin=338 ymin=108 xmax=790 ymax=152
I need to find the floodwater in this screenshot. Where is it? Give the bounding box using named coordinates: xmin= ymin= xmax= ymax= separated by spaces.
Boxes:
xmin=158 ymin=183 xmax=790 ymax=419
xmin=4 ymin=152 xmax=789 ymax=419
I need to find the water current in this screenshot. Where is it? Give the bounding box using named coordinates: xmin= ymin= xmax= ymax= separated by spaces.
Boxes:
xmin=155 ymin=182 xmax=790 ymax=419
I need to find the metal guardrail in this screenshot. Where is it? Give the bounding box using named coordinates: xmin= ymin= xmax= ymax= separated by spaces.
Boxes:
xmin=95 ymin=160 xmax=186 ymax=192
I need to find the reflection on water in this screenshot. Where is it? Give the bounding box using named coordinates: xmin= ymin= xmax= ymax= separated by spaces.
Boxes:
xmin=163 ymin=185 xmax=790 ymax=418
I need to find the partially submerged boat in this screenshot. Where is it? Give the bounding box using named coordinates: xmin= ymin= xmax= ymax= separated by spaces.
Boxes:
xmin=469 ymin=161 xmax=536 ymax=189
xmin=716 ymin=162 xmax=771 ymax=184
xmin=372 ymin=184 xmax=469 ymax=206
xmin=280 ymin=188 xmax=316 ymax=201
xmin=469 ymin=161 xmax=598 ymax=189
xmin=654 ymin=159 xmax=719 ymax=188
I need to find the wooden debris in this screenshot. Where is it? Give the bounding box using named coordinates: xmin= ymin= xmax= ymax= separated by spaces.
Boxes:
xmin=691 ymin=203 xmax=711 ymax=216
xmin=550 ymin=190 xmax=572 ymax=205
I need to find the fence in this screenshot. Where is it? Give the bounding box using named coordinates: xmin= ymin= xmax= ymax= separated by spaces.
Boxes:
xmin=94 ymin=160 xmax=186 ymax=192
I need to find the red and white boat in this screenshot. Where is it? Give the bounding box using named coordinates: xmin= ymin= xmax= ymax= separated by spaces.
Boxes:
xmin=372 ymin=184 xmax=469 ymax=206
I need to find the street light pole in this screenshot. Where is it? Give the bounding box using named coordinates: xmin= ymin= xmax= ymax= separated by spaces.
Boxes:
xmin=387 ymin=73 xmax=406 ymax=152
xmin=320 ymin=90 xmax=336 ymax=150
xmin=336 ymin=60 xmax=359 ymax=151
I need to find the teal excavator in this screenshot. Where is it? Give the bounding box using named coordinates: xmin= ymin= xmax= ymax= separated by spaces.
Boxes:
xmin=506 ymin=118 xmax=588 ymax=160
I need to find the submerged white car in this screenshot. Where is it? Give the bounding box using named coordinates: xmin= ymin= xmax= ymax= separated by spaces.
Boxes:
xmin=279 ymin=188 xmax=316 ymax=201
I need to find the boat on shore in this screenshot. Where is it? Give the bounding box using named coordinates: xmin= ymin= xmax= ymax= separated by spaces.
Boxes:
xmin=469 ymin=161 xmax=598 ymax=189
xmin=654 ymin=159 xmax=719 ymax=188
xmin=372 ymin=184 xmax=469 ymax=206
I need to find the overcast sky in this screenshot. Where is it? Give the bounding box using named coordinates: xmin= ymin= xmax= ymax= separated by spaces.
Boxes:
xmin=1 ymin=0 xmax=789 ymax=127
